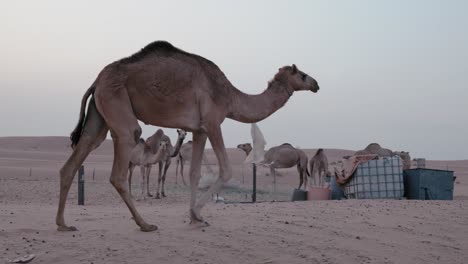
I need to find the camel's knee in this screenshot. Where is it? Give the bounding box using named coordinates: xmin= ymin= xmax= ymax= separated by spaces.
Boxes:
xmin=110 ymin=178 xmax=127 ymax=194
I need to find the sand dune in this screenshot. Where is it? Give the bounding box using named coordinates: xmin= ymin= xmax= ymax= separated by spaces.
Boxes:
xmin=1 ymin=137 xmax=467 ymax=264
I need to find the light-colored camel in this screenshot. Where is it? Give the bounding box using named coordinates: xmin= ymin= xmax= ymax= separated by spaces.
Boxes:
xmin=260 ymin=143 xmax=310 ymax=190
xmin=175 ymin=140 xmax=211 ymax=186
xmin=394 ymin=151 xmax=411 ymax=170
xmin=237 ymin=143 xmax=252 ymax=157
xmin=127 ymin=129 xmax=163 ymax=198
xmin=309 ymin=148 xmax=329 ymax=187
xmin=175 ymin=141 xmax=193 ymax=186
xmin=150 ymin=130 xmax=187 ymax=199
xmin=128 ymin=129 xmax=186 ymax=199
xmin=57 ymin=40 xmax=319 ymax=232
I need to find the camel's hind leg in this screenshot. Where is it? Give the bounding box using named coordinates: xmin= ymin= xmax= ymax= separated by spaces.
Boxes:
xmin=297 ymin=166 xmax=304 ymax=190
xmin=56 ymin=98 xmax=108 ymax=231
xmin=96 ymin=87 xmax=156 ymax=232
xmin=192 ymin=125 xmax=232 ymax=224
xmin=189 ymin=131 xmax=207 ymax=223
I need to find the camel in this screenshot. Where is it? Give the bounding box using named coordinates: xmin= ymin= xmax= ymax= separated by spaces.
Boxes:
xmin=354 ymin=143 xmax=393 ymax=156
xmin=175 ymin=141 xmax=193 ymax=186
xmin=128 ymin=129 xmax=186 ymax=199
xmin=175 ymin=140 xmax=211 ymax=186
xmin=354 ymin=143 xmax=411 ymax=170
xmin=56 ymin=40 xmax=319 ymax=232
xmin=260 ymin=143 xmax=310 ymax=190
xmin=151 ymin=130 xmax=187 ymax=199
xmin=309 ymin=148 xmax=329 ymax=187
xmin=237 ymin=143 xmax=252 ymax=157
xmin=394 ymin=151 xmax=411 ymax=170
xmin=127 ymin=129 xmax=163 ymax=198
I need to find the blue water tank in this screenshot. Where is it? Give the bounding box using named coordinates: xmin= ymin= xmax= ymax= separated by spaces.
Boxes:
xmin=403 ymin=169 xmax=454 ymax=200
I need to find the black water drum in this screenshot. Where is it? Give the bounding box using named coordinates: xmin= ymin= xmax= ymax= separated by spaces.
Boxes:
xmin=291 ymin=188 xmax=308 ymax=201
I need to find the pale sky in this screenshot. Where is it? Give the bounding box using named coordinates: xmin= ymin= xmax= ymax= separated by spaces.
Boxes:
xmin=1 ymin=0 xmax=467 ymax=160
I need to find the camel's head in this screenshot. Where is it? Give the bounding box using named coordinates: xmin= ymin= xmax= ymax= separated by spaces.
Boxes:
xmin=237 ymin=143 xmax=252 ymax=155
xmin=176 ymin=129 xmax=187 ymax=140
xmin=277 ymin=64 xmax=320 ymax=93
xmin=159 ymin=140 xmax=168 ymax=150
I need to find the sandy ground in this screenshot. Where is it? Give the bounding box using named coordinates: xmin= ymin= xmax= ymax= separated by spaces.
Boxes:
xmin=1 ymin=137 xmax=468 ymax=264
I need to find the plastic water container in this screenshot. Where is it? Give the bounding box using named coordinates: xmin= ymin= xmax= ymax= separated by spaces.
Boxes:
xmin=345 ymin=156 xmax=404 ymax=199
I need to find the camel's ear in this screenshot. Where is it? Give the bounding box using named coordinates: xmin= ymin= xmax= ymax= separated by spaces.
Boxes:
xmin=292 ymin=64 xmax=298 ymax=74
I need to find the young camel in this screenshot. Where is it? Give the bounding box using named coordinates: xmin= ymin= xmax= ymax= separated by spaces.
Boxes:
xmin=260 ymin=143 xmax=310 ymax=190
xmin=130 ymin=140 xmax=168 ymax=199
xmin=175 ymin=141 xmax=193 ymax=186
xmin=175 ymin=140 xmax=210 ymax=186
xmin=237 ymin=143 xmax=252 ymax=157
xmin=128 ymin=129 xmax=186 ymax=199
xmin=151 ymin=130 xmax=187 ymax=198
xmin=309 ymin=148 xmax=329 ymax=187
xmin=57 ymin=40 xmax=319 ymax=232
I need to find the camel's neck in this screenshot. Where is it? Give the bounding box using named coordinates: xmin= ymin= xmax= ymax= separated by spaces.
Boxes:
xmin=244 ymin=148 xmax=252 ymax=156
xmin=170 ymin=137 xmax=185 ymax=158
xmin=227 ymin=80 xmax=292 ymax=123
xmin=147 ymin=147 xmax=166 ymax=164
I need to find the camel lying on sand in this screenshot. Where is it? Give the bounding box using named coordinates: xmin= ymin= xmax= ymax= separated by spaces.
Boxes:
xmin=260 ymin=143 xmax=310 ymax=190
xmin=57 ymin=40 xmax=319 ymax=232
xmin=354 ymin=143 xmax=411 ymax=170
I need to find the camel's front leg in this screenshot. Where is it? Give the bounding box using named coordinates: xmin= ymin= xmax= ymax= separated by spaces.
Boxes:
xmin=188 ymin=131 xmax=207 ymax=224
xmin=145 ymin=165 xmax=153 ymax=197
xmin=137 ymin=166 xmax=146 ymax=200
xmin=155 ymin=162 xmax=163 ymax=199
xmin=193 ymin=125 xmax=232 ymax=224
xmin=161 ymin=160 xmax=171 ymax=197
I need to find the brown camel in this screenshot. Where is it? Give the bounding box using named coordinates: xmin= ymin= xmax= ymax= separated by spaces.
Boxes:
xmin=309 ymin=148 xmax=329 ymax=187
xmin=128 ymin=129 xmax=186 ymax=199
xmin=237 ymin=143 xmax=252 ymax=157
xmin=260 ymin=143 xmax=310 ymax=190
xmin=56 ymin=40 xmax=319 ymax=232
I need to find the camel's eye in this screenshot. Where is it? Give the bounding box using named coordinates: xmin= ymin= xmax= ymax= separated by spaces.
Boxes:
xmin=301 ymin=74 xmax=306 ymax=81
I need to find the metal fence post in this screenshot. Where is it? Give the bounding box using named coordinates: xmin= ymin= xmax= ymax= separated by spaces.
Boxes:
xmin=78 ymin=165 xmax=85 ymax=205
xmin=252 ymin=163 xmax=256 ymax=203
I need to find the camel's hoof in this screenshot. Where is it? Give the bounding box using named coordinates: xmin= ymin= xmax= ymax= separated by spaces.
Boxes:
xmin=189 ymin=220 xmax=210 ymax=228
xmin=162 ymin=193 xmax=166 ymax=198
xmin=189 ymin=209 xmax=207 ymax=225
xmin=140 ymin=224 xmax=158 ymax=232
xmin=57 ymin=225 xmax=78 ymax=232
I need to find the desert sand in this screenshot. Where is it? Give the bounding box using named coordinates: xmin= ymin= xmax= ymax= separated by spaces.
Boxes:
xmin=1 ymin=137 xmax=467 ymax=264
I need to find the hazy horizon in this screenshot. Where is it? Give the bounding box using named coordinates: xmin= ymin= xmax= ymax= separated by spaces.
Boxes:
xmin=1 ymin=1 xmax=467 ymax=160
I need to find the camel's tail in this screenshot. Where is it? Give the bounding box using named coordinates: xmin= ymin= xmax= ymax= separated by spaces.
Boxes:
xmin=70 ymin=85 xmax=96 ymax=147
